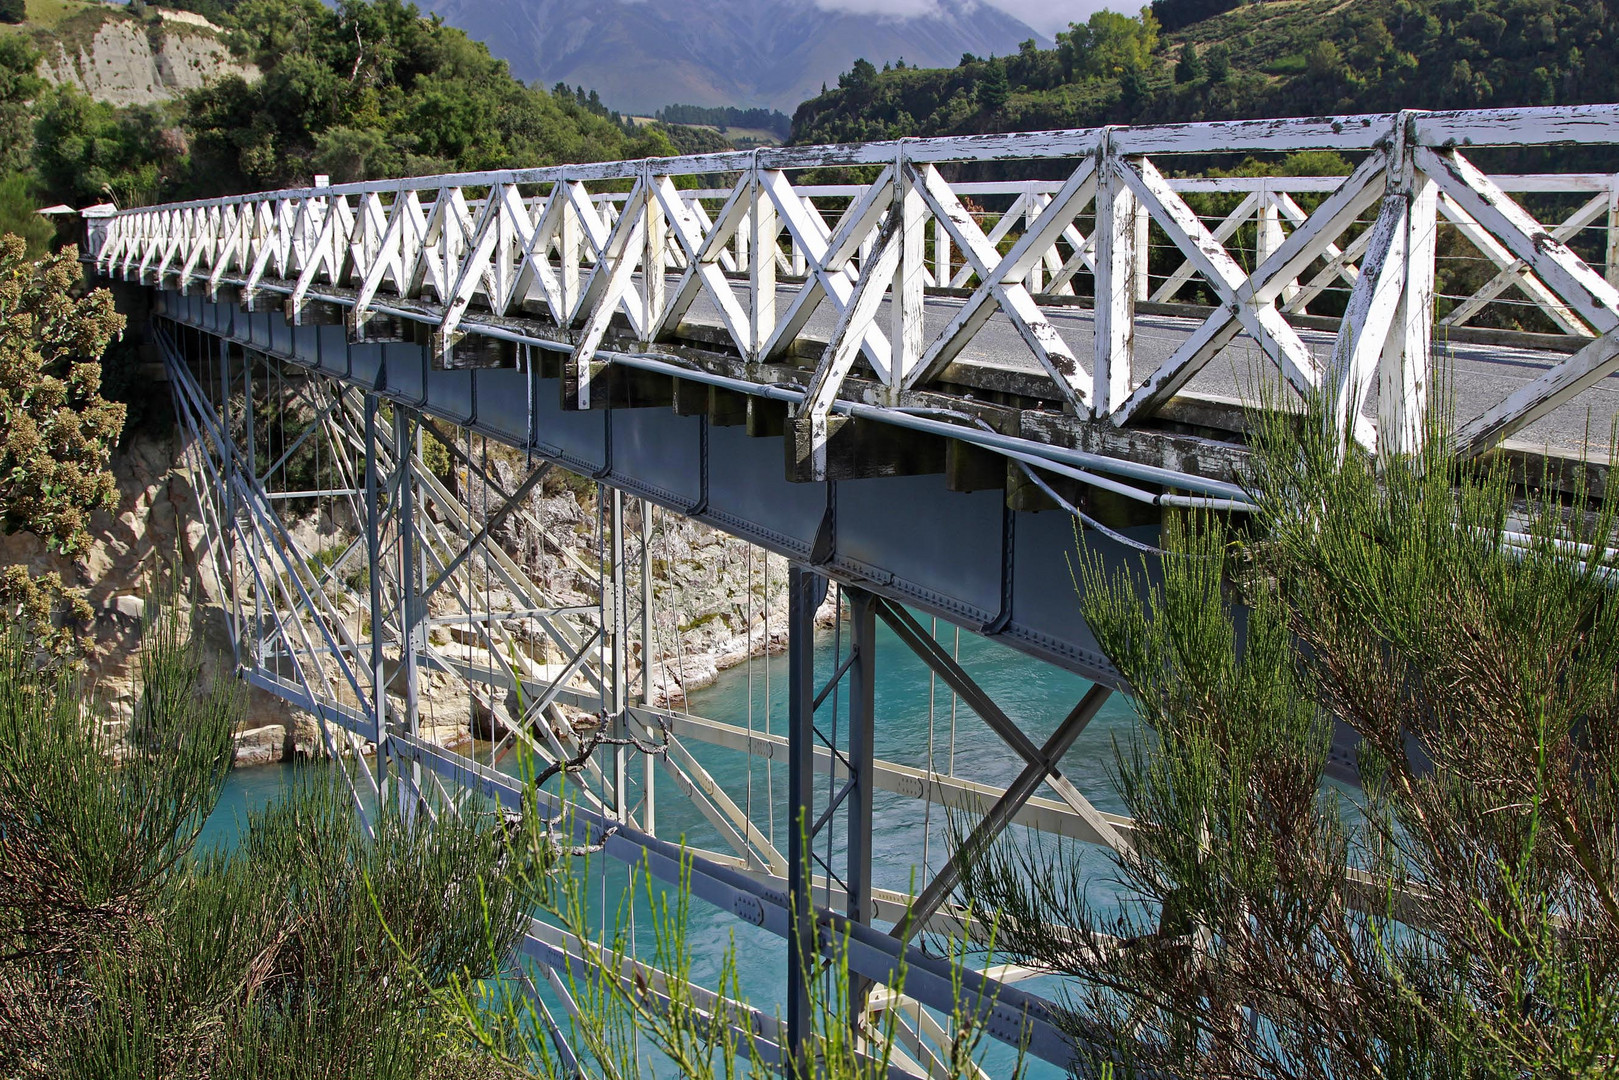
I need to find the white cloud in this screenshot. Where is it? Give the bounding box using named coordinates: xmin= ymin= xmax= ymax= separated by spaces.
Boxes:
xmin=812 ymin=0 xmax=945 ymax=17
xmin=985 ymin=0 xmax=1120 ymax=36
xmin=809 ymin=0 xmax=1119 ymax=37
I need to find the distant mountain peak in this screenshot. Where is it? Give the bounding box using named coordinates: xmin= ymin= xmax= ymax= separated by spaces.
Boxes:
xmin=421 ymin=0 xmax=1045 ymax=113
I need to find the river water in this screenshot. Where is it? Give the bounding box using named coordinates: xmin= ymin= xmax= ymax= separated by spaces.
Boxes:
xmin=200 ymin=617 xmax=1141 ymax=1076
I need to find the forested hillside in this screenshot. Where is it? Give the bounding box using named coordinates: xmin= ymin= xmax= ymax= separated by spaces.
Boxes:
xmin=0 ymin=0 xmax=685 ymax=247
xmin=791 ymin=0 xmax=1612 ymax=143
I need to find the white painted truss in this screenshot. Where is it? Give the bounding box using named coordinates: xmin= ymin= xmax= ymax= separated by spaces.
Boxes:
xmin=93 ymin=105 xmax=1619 ymax=474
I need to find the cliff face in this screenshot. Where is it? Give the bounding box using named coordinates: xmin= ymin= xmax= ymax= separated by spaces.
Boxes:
xmin=0 ymin=422 xmax=322 ymax=764
xmin=35 ymin=10 xmax=258 ymax=108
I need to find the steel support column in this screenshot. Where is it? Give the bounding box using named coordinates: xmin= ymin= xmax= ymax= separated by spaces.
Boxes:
xmin=394 ymin=405 xmax=422 ymax=816
xmin=365 ymin=393 xmax=389 ymax=797
xmin=640 ymin=499 xmax=656 ymax=834
xmin=786 ymin=563 xmax=825 ymax=1073
xmin=844 ymin=587 xmax=876 ymax=1016
xmin=608 ymin=485 xmax=629 ymax=819
xmin=218 ymin=337 xmax=243 ymax=667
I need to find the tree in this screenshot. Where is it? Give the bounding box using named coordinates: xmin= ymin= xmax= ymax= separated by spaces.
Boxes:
xmin=840 ymin=57 xmax=879 ymax=90
xmin=959 ymin=403 xmax=1619 ymax=1076
xmin=1204 ymin=41 xmax=1232 ymax=83
xmin=0 ymin=602 xmax=540 ymax=1077
xmin=0 ymin=0 xmax=24 ymax=26
xmin=1057 ymin=8 xmax=1160 ymax=82
xmin=979 ymin=59 xmax=1010 ymax=113
xmin=0 ymin=236 xmax=126 ymax=556
xmin=0 ymin=176 xmax=55 ymax=257
xmin=32 ymin=87 xmax=175 ymax=208
xmin=0 ymin=36 xmax=41 ymax=175
xmin=1175 ymin=42 xmax=1203 ymax=83
xmin=0 ymin=236 xmax=125 ymax=661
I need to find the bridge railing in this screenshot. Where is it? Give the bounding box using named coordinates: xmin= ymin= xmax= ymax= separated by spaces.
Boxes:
xmin=93 ymin=105 xmax=1619 ymax=468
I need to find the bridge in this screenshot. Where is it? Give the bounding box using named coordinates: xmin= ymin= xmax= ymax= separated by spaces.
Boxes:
xmin=87 ymin=104 xmax=1619 ymax=1075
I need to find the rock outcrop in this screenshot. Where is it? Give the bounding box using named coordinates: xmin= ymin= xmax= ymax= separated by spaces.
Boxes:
xmin=36 ymin=10 xmax=258 ymax=108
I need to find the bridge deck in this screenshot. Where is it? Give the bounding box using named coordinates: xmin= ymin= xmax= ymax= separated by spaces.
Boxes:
xmin=101 ymin=104 xmax=1619 ymax=769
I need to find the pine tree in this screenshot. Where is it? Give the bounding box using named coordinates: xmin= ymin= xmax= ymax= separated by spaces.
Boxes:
xmin=1175 ymin=43 xmax=1203 ymax=83
xmin=959 ymin=400 xmax=1619 ymax=1077
xmin=979 ymin=59 xmax=1010 ymax=112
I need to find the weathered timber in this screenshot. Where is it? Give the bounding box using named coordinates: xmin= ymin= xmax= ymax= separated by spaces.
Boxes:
xmin=92 ymin=104 xmax=1619 ymax=494
xmin=784 ymin=416 xmax=947 ymax=483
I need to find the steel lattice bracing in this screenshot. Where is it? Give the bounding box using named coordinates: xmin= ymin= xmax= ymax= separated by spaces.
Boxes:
xmin=158 ymin=329 xmax=1137 ymax=1074
xmin=109 ymin=106 xmax=1619 ymax=1075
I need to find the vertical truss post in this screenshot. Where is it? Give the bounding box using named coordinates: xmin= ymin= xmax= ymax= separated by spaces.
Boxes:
xmin=364 ymin=393 xmax=389 ymax=797
xmin=1093 ymin=134 xmax=1139 ymax=417
xmin=1133 ymin=194 xmax=1151 ymax=302
xmin=1381 ymin=143 xmax=1437 ymax=457
xmin=394 ymin=405 xmax=422 ymax=816
xmin=643 ymin=166 xmax=667 ymax=339
xmin=1379 ymin=165 xmax=1444 ymax=456
xmin=750 ymin=164 xmax=780 ymax=359
xmin=1607 ymin=172 xmax=1619 ymax=288
xmin=560 ymin=185 xmax=581 ymax=318
xmin=845 ymin=587 xmax=876 ymax=1015
xmin=786 ymin=564 xmax=825 ymax=1073
xmin=889 ymin=145 xmax=926 ymax=401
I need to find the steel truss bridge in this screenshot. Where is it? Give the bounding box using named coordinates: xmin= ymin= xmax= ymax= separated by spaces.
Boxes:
xmin=90 ymin=104 xmax=1619 ymax=1075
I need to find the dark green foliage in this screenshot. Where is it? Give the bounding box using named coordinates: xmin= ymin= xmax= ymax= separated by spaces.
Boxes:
xmin=0 ymin=0 xmax=24 ymax=25
xmin=0 ymin=177 xmax=56 ymax=256
xmin=1153 ymin=0 xmax=1243 ymax=33
xmin=978 ymin=59 xmax=1009 ymax=113
xmin=32 ymin=90 xmax=180 ymax=208
xmin=0 ymin=603 xmax=534 ymax=1078
xmin=17 ymin=0 xmax=681 ymax=210
xmin=791 ymin=0 xmax=1619 ymax=143
xmin=841 ymin=57 xmax=879 ymax=91
xmin=655 ymin=104 xmax=791 ymax=140
xmin=177 ymin=0 xmax=665 ymax=195
xmin=1174 ymin=42 xmax=1202 ymax=83
xmin=959 ymin=400 xmax=1619 ymax=1077
xmin=0 ymin=37 xmax=41 ymax=177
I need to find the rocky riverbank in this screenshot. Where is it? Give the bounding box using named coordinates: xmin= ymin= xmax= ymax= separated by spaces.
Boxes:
xmin=2 ymin=426 xmax=832 ymax=766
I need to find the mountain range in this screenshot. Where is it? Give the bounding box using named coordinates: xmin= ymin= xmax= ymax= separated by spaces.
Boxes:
xmin=419 ymin=0 xmax=1045 ymax=114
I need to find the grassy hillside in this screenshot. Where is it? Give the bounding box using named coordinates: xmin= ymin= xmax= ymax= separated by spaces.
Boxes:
xmin=790 ymin=0 xmax=1612 ymax=144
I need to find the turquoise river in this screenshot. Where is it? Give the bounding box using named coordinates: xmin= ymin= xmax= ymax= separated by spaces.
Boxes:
xmin=198 ymin=617 xmax=1141 ymax=1077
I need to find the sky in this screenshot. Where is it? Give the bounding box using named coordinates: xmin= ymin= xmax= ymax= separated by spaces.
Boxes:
xmin=811 ymin=0 xmax=1119 ymax=37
